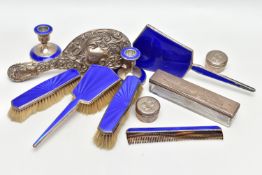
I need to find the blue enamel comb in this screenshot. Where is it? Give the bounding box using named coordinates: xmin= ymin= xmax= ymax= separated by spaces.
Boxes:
xmin=9 ymin=69 xmax=80 ymax=122
xmin=126 ymin=126 xmax=223 ymax=145
xmin=133 ymin=24 xmax=255 ymax=92
xmin=33 ymin=65 xmax=121 ymax=148
xmin=94 ymin=47 xmax=146 ymax=149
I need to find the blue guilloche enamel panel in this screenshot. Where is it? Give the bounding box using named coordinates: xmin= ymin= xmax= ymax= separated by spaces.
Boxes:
xmin=98 ymin=76 xmax=141 ymax=133
xmin=133 ymin=24 xmax=193 ymax=78
xmin=11 ymin=69 xmax=80 ymax=109
xmin=32 ymin=65 xmax=121 ymax=148
xmin=73 ymin=64 xmax=120 ymax=103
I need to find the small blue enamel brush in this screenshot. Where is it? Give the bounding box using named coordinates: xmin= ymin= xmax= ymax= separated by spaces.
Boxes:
xmin=9 ymin=69 xmax=80 ymax=122
xmin=94 ymin=47 xmax=146 ymax=149
xmin=126 ymin=126 xmax=223 ymax=145
xmin=33 ymin=65 xmax=121 ymax=148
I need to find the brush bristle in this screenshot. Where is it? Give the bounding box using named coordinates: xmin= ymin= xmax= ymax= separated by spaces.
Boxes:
xmin=8 ymin=79 xmax=79 ymax=123
xmin=94 ymin=85 xmax=143 ymax=150
xmin=77 ymin=82 xmax=121 ymax=115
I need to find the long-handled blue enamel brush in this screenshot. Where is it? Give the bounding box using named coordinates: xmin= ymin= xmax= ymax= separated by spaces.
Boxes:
xmin=33 ymin=65 xmax=121 ymax=148
xmin=94 ymin=47 xmax=146 ymax=149
xmin=9 ymin=69 xmax=80 ymax=122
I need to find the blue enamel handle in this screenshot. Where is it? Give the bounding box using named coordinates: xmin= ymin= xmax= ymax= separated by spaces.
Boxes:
xmin=33 ymin=98 xmax=79 ymax=148
xmin=191 ymin=64 xmax=255 ymax=92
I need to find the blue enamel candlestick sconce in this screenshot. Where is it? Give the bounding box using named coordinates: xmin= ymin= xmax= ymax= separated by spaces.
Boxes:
xmin=133 ymin=24 xmax=255 ymax=92
xmin=30 ymin=24 xmax=61 ymax=62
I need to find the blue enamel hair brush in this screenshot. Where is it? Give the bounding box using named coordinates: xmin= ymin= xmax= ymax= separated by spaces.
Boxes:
xmin=9 ymin=69 xmax=80 ymax=122
xmin=33 ymin=65 xmax=121 ymax=148
xmin=94 ymin=47 xmax=146 ymax=149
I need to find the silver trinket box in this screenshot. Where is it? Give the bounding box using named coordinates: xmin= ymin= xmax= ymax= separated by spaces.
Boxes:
xmin=205 ymin=50 xmax=228 ymax=73
xmin=136 ymin=96 xmax=160 ymax=123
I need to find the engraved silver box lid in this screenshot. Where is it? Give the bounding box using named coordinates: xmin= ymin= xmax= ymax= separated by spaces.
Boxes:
xmin=149 ymin=69 xmax=240 ymax=127
xmin=205 ymin=50 xmax=228 ymax=73
xmin=136 ymin=96 xmax=160 ymax=123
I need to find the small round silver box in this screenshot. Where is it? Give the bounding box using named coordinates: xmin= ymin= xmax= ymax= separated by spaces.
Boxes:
xmin=136 ymin=96 xmax=160 ymax=123
xmin=205 ymin=50 xmax=228 ymax=73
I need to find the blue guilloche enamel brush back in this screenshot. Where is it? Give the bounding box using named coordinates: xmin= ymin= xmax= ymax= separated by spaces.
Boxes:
xmin=98 ymin=76 xmax=141 ymax=133
xmin=32 ymin=65 xmax=121 ymax=148
xmin=133 ymin=24 xmax=193 ymax=78
xmin=11 ymin=69 xmax=80 ymax=109
xmin=72 ymin=64 xmax=120 ymax=103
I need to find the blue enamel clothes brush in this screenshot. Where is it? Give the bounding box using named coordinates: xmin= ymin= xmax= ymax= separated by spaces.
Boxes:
xmin=9 ymin=69 xmax=80 ymax=122
xmin=33 ymin=65 xmax=121 ymax=148
xmin=94 ymin=47 xmax=146 ymax=149
xmin=126 ymin=126 xmax=223 ymax=145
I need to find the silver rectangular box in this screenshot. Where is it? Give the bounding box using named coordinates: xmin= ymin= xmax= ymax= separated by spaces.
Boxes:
xmin=149 ymin=70 xmax=240 ymax=127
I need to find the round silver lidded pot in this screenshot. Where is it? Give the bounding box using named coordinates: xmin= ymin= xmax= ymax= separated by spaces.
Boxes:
xmin=205 ymin=50 xmax=228 ymax=73
xmin=136 ymin=96 xmax=160 ymax=123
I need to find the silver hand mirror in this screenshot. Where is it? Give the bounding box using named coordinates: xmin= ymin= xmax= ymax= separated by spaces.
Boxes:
xmin=8 ymin=28 xmax=130 ymax=82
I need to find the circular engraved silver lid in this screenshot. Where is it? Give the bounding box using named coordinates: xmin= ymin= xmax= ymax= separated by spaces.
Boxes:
xmin=205 ymin=50 xmax=228 ymax=73
xmin=136 ymin=96 xmax=160 ymax=123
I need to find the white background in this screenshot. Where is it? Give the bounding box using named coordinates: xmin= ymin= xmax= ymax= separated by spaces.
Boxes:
xmin=0 ymin=0 xmax=261 ymax=174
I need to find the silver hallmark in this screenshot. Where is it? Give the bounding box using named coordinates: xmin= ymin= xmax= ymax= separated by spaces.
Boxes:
xmin=149 ymin=70 xmax=240 ymax=127
xmin=8 ymin=29 xmax=130 ymax=82
xmin=136 ymin=96 xmax=160 ymax=123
